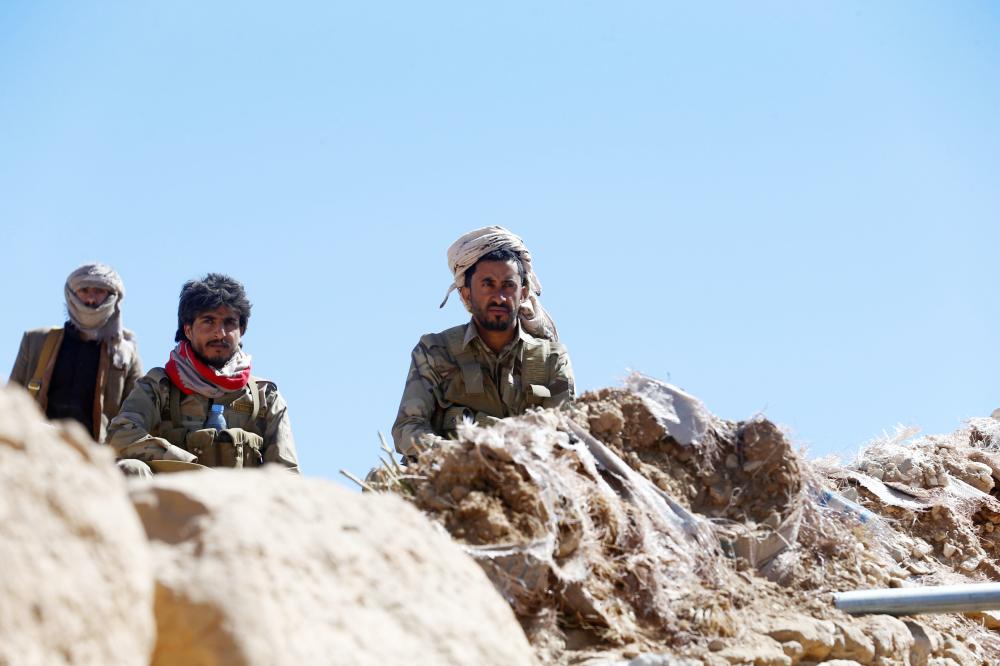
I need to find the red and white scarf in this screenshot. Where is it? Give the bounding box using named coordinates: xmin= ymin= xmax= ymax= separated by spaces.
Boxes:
xmin=165 ymin=341 xmax=252 ymax=398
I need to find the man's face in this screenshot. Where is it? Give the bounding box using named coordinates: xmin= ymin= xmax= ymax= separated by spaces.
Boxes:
xmin=75 ymin=286 xmax=111 ymax=307
xmin=183 ymin=305 xmax=242 ymax=369
xmin=459 ymin=259 xmax=528 ymax=332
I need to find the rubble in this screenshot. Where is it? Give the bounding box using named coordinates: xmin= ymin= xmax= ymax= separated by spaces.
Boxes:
xmin=371 ymin=372 xmax=1000 ymax=665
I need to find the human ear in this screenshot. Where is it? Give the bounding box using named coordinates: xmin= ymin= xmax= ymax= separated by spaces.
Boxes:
xmin=458 ymin=286 xmax=473 ymax=312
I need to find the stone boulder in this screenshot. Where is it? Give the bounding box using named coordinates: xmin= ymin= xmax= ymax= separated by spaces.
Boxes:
xmin=761 ymin=615 xmax=836 ymax=661
xmin=130 ymin=466 xmax=538 ymax=666
xmin=0 ymin=385 xmax=154 ymax=665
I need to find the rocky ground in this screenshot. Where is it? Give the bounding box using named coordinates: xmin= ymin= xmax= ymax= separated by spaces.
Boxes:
xmin=6 ymin=371 xmax=1000 ymax=666
xmin=369 ymin=373 xmax=1000 ymax=665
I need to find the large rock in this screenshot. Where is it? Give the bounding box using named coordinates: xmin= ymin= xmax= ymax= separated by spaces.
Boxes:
xmin=716 ymin=633 xmax=790 ymax=665
xmin=831 ymin=620 xmax=876 ymax=663
xmin=130 ymin=466 xmax=538 ymax=666
xmin=858 ymin=615 xmax=915 ymax=665
xmin=0 ymin=385 xmax=154 ymax=665
xmin=761 ymin=615 xmax=836 ymax=660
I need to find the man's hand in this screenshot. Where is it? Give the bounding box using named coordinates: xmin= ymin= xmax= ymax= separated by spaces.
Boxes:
xmin=159 ymin=438 xmax=198 ymax=463
xmin=473 ymin=412 xmax=501 ymax=428
xmin=416 ymin=432 xmax=448 ymax=450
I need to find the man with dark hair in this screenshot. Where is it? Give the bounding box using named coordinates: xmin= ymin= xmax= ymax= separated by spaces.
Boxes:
xmin=391 ymin=227 xmax=575 ymax=457
xmin=8 ymin=263 xmax=142 ymax=443
xmin=108 ymin=273 xmax=299 ymax=475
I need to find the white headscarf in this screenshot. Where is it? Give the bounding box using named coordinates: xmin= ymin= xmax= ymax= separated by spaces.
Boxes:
xmin=440 ymin=226 xmax=558 ymax=340
xmin=65 ymin=263 xmax=135 ymax=368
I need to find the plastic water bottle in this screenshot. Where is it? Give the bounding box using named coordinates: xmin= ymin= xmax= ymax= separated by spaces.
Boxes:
xmin=204 ymin=403 xmax=227 ymax=431
xmin=817 ymin=489 xmax=878 ymax=525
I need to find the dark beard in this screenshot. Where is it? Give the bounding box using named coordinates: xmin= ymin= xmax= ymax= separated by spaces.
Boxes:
xmin=193 ymin=345 xmax=233 ymax=369
xmin=478 ymin=316 xmax=512 ymax=331
xmin=473 ymin=304 xmax=514 ymax=331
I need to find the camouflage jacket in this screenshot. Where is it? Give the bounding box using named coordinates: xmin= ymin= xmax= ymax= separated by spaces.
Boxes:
xmin=107 ymin=367 xmax=299 ymax=472
xmin=391 ymin=320 xmax=575 ymax=456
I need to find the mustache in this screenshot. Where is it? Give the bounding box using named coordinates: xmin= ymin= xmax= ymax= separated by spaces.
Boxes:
xmin=487 ymin=302 xmax=512 ymax=312
xmin=207 ymin=340 xmax=232 ymax=348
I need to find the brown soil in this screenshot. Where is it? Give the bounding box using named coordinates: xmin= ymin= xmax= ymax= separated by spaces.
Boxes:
xmin=410 ymin=440 xmax=549 ymax=545
xmin=371 ymin=381 xmax=1000 ymax=665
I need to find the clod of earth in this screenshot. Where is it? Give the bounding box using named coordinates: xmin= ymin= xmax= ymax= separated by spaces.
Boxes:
xmin=369 ymin=372 xmax=1000 ymax=665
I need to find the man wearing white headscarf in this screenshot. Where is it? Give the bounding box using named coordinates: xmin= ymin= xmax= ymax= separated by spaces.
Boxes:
xmin=391 ymin=226 xmax=575 ymax=457
xmin=9 ymin=263 xmax=143 ymax=443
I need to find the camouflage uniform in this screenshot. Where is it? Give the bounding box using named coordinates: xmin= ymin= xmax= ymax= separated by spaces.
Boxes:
xmin=392 ymin=320 xmax=575 ymax=457
xmin=107 ymin=368 xmax=299 ymax=472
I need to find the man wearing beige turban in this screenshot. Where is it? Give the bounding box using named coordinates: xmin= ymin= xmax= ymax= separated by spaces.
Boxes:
xmin=9 ymin=263 xmax=143 ymax=443
xmin=391 ymin=227 xmax=575 ymax=457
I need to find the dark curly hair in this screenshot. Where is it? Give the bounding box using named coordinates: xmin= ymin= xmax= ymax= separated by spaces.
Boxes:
xmin=175 ymin=273 xmax=252 ymax=342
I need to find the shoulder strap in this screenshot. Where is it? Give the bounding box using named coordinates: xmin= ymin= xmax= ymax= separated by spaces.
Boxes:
xmin=443 ymin=326 xmax=465 ymax=355
xmin=169 ymin=380 xmax=183 ymax=428
xmin=27 ymin=328 xmax=63 ymax=398
xmin=146 ymin=368 xmax=191 ymax=447
xmin=445 ymin=327 xmax=483 ymax=395
xmin=521 ymin=338 xmax=551 ymax=388
xmin=248 ymin=378 xmax=261 ymax=421
xmin=147 ymin=368 xmax=184 ymax=429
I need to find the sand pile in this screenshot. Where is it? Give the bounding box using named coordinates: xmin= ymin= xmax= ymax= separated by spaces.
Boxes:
xmin=370 ymin=373 xmax=1000 ymax=665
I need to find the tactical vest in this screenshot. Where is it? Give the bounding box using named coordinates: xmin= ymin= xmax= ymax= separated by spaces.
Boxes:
xmin=148 ymin=368 xmax=268 ymax=467
xmin=437 ymin=327 xmax=554 ymax=432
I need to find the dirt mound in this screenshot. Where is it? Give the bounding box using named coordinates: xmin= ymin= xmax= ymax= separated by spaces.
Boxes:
xmin=370 ymin=373 xmax=1000 ymax=665
xmin=827 ymin=418 xmax=1000 ymax=588
xmin=390 ymin=409 xmax=726 ymax=662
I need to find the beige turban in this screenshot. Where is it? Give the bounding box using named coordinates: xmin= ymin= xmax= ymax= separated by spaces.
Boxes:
xmin=440 ymin=226 xmax=558 ymax=340
xmin=65 ymin=263 xmax=135 ymax=368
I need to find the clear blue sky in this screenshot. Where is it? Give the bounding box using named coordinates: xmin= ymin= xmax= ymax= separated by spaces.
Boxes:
xmin=2 ymin=2 xmax=998 ymax=485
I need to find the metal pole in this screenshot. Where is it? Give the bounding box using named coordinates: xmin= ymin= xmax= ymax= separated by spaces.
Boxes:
xmin=834 ymin=583 xmax=1000 ymax=615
